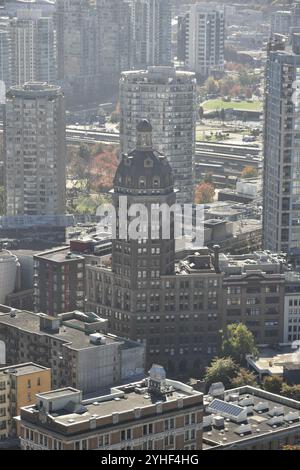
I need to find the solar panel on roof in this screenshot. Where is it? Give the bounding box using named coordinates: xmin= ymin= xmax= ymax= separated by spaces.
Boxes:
xmin=209 ymin=399 xmax=244 ymax=418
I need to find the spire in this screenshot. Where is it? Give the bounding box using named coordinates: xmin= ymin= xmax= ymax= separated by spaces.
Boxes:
xmin=136 ymin=119 xmax=153 ymax=151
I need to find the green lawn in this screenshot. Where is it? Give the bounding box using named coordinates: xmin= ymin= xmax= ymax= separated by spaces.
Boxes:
xmin=202 ymin=98 xmax=263 ymax=112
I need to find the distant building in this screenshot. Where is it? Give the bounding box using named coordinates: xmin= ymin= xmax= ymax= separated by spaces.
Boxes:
xmin=129 ymin=0 xmax=172 ymax=69
xmin=284 ymin=271 xmax=300 ymax=344
xmin=271 ymin=11 xmax=291 ymax=36
xmin=34 ymin=247 xmax=85 ymax=316
xmin=18 ymin=365 xmax=203 ymax=450
xmin=96 ymin=0 xmax=131 ymax=93
xmin=0 ymin=18 xmax=12 ymax=89
xmin=203 ymin=385 xmax=300 ymax=450
xmin=185 ymin=4 xmax=225 ymax=78
xmin=10 ymin=9 xmax=56 ymax=86
xmin=55 ymin=0 xmax=101 ymax=103
xmin=4 ymin=82 xmax=66 ymax=216
xmin=0 ymin=307 xmax=145 ymax=394
xmin=0 ymin=248 xmax=19 ymax=305
xmin=120 ymin=68 xmax=196 ymax=203
xmin=220 ymin=252 xmax=286 ymax=346
xmin=263 ymin=34 xmax=300 ymax=257
xmin=0 ymin=363 xmax=51 ymax=441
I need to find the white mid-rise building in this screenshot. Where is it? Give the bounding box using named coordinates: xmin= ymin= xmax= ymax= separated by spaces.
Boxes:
xmin=185 ymin=3 xmax=225 ymax=78
xmin=10 ymin=9 xmax=56 ymax=86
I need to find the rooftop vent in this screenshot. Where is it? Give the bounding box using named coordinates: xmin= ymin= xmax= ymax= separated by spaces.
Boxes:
xmin=269 ymin=406 xmax=284 ymax=417
xmin=284 ymin=412 xmax=299 ymax=423
xmin=268 ymin=416 xmax=284 ymax=427
xmin=239 ymin=395 xmax=255 ymax=407
xmin=254 ymin=401 xmax=269 ymax=413
xmin=235 ymin=423 xmax=252 ymax=436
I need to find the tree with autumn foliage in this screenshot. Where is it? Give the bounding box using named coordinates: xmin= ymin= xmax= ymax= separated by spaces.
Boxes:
xmin=90 ymin=146 xmax=118 ymax=192
xmin=194 ymin=182 xmax=215 ymax=204
xmin=241 ymin=166 xmax=258 ymax=179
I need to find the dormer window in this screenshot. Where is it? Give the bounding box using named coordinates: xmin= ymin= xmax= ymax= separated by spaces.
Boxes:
xmin=153 ymin=177 xmax=160 ymax=188
xmin=144 ymin=158 xmax=153 ymax=168
xmin=139 ymin=177 xmax=146 ymax=188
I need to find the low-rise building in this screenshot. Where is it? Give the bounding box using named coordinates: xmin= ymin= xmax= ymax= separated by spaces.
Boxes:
xmin=220 ymin=252 xmax=287 ymax=346
xmin=34 ymin=247 xmax=86 ymax=316
xmin=18 ymin=365 xmax=203 ymax=450
xmin=203 ymin=384 xmax=300 ymax=450
xmin=0 ymin=306 xmax=145 ymax=395
xmin=0 ymin=363 xmax=51 ymax=441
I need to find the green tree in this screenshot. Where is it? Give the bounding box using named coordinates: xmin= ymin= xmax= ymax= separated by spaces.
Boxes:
xmin=231 ymin=368 xmax=257 ymax=388
xmin=79 ymin=143 xmax=91 ymax=161
xmin=204 ymin=357 xmax=237 ymax=389
xmin=262 ymin=375 xmax=283 ymax=395
xmin=281 ymin=383 xmax=300 ymax=401
xmin=205 ymin=76 xmax=219 ymax=95
xmin=221 ymin=324 xmax=258 ymax=365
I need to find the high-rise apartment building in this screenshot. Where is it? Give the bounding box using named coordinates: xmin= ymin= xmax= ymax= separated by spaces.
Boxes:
xmin=129 ymin=0 xmax=172 ymax=68
xmin=0 ymin=18 xmax=12 ymax=90
xmin=185 ymin=4 xmax=225 ymax=78
xmin=0 ymin=363 xmax=51 ymax=440
xmin=97 ymin=0 xmax=131 ymax=90
xmin=271 ymin=11 xmax=292 ymax=36
xmin=4 ymin=82 xmax=66 ymax=216
xmin=120 ymin=67 xmax=196 ymax=203
xmin=263 ymin=34 xmax=300 ymax=258
xmin=10 ymin=9 xmax=56 ymax=86
xmin=33 ymin=247 xmax=85 ymax=316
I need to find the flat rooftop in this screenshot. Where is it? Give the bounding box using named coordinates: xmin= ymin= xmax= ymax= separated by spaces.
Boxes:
xmin=203 ymin=386 xmax=300 ymax=449
xmin=35 ymin=247 xmax=84 ymax=263
xmin=38 ymin=388 xmax=79 ymax=400
xmin=25 ymin=380 xmax=201 ymax=427
xmin=247 ymin=348 xmax=300 ymax=376
xmin=0 ymin=309 xmax=140 ymax=351
xmin=0 ymin=363 xmax=49 ymax=376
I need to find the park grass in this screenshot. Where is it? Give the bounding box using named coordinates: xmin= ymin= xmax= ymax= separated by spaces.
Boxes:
xmin=202 ymin=98 xmax=263 ymax=112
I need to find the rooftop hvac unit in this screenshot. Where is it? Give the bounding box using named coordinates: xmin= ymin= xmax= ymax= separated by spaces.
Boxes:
xmin=208 ymin=382 xmax=225 ymax=398
xmin=235 ymin=423 xmax=252 ymax=436
xmin=213 ymin=416 xmax=225 ymax=429
xmin=134 ymin=387 xmax=148 ymax=395
xmin=228 ymin=393 xmax=239 ymax=402
xmin=254 ymin=401 xmax=269 ymax=413
xmin=269 ymin=406 xmax=284 ymax=417
xmin=89 ymin=333 xmax=106 ymax=345
xmin=284 ymin=412 xmax=299 ymax=423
